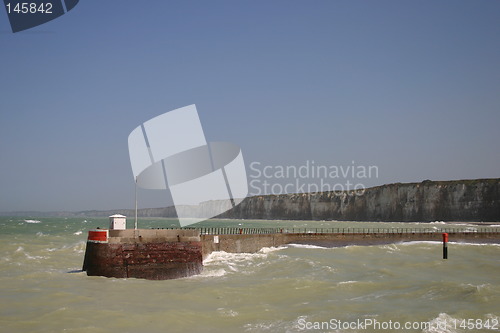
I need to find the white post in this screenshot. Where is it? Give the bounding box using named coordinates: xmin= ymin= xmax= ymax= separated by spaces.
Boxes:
xmin=134 ymin=177 xmax=138 ymax=230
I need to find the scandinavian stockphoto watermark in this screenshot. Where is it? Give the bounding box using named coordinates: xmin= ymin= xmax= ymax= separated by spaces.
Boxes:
xmin=128 ymin=105 xmax=248 ymax=227
xmin=296 ymin=317 xmax=500 ymax=331
xmin=249 ymin=160 xmax=379 ymax=197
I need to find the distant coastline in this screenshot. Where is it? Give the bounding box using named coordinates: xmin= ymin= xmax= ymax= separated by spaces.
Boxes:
xmin=2 ymin=178 xmax=499 ymax=222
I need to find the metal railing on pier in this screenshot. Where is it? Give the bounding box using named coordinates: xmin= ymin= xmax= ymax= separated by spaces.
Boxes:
xmin=194 ymin=227 xmax=500 ymax=235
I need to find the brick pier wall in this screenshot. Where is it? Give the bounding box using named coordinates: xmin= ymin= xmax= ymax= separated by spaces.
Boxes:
xmin=82 ymin=229 xmax=202 ymax=280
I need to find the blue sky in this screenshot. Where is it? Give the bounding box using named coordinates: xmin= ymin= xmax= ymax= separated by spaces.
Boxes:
xmin=1 ymin=0 xmax=499 ymax=212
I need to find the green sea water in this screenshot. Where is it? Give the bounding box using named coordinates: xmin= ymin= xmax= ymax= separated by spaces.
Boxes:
xmin=0 ymin=217 xmax=499 ymax=333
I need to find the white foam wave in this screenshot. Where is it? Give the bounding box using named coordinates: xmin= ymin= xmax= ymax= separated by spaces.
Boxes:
xmin=244 ymin=320 xmax=288 ymax=332
xmin=217 ymin=308 xmax=239 ymax=317
xmin=36 ymin=231 xmax=46 ymax=237
xmin=424 ymin=313 xmax=459 ymax=333
xmin=203 ymin=246 xmax=284 ymax=265
xmin=15 ymin=246 xmax=46 ymax=260
xmin=71 ymin=241 xmax=86 ymax=253
xmin=450 ymin=242 xmax=500 ymax=247
xmin=258 ymin=246 xmax=286 ymax=254
xmin=198 ymin=268 xmax=227 ymax=278
xmin=42 ymin=241 xmax=86 ymax=254
xmin=25 ymin=253 xmax=47 ymax=260
xmin=381 ymin=244 xmax=400 ymax=252
xmin=24 ymin=219 xmax=41 ymax=224
xmin=338 ymin=280 xmax=358 ymax=285
xmin=461 ymin=283 xmax=490 ymax=292
xmin=204 ymin=251 xmax=264 ymax=265
xmin=396 ymin=240 xmax=500 ymax=247
xmin=287 ymin=244 xmax=328 ymax=249
xmin=201 ymin=247 xmax=286 ymax=278
xmin=73 ymin=231 xmax=83 ymax=235
xmin=398 ymin=241 xmax=441 ymax=246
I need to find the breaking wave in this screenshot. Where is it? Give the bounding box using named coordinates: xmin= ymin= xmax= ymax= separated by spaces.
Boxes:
xmin=287 ymin=244 xmax=328 ymax=249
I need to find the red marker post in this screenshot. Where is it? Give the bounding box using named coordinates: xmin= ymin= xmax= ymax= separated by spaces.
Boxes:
xmin=442 ymin=233 xmax=448 ymax=259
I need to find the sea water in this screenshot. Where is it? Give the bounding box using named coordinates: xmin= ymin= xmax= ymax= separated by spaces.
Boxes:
xmin=0 ymin=217 xmax=499 ymax=333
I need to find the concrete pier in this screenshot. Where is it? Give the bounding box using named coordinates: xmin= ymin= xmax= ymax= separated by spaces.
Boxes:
xmin=83 ymin=228 xmax=500 ymax=280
